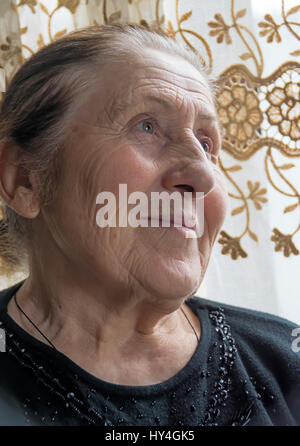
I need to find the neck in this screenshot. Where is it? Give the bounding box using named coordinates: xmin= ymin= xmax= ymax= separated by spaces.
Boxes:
xmin=8 ymin=249 xmax=200 ymax=362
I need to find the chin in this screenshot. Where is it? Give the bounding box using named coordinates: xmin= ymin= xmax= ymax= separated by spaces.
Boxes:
xmin=146 ymin=258 xmax=202 ymax=300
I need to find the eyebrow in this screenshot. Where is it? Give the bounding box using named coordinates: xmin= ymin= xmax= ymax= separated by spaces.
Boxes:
xmin=110 ymin=95 xmax=218 ymax=124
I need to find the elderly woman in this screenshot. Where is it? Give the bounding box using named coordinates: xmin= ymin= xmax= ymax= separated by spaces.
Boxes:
xmin=0 ymin=24 xmax=299 ymax=427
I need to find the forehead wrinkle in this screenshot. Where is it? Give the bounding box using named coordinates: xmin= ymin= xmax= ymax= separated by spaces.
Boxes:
xmin=145 ymin=95 xmax=218 ymax=125
xmin=107 ymin=61 xmax=213 ymax=119
xmin=136 ymin=59 xmax=207 ymax=89
xmin=109 ymin=88 xmax=218 ymax=125
xmin=133 ymin=78 xmax=211 ymax=104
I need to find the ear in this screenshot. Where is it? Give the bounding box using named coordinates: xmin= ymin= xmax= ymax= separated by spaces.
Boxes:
xmin=0 ymin=138 xmax=40 ymax=218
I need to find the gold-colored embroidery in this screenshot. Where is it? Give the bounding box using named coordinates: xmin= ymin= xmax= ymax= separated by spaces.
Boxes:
xmin=204 ymin=1 xmax=264 ymax=76
xmin=102 ymin=0 xmax=121 ymax=25
xmin=163 ymin=0 xmax=212 ymax=69
xmin=247 ymin=181 xmax=268 ymax=211
xmin=218 ymin=231 xmax=247 ymax=260
xmin=266 ymin=82 xmax=300 ymax=141
xmin=17 ymin=0 xmax=37 ymax=14
xmin=217 ymin=83 xmax=263 ymax=144
xmin=290 ymin=49 xmax=300 ymax=57
xmin=280 ymin=2 xmax=300 ymax=41
xmin=208 ymin=13 xmax=233 ymax=45
xmin=258 ymin=14 xmax=282 ymax=43
xmin=271 ymin=228 xmax=300 ymax=257
xmin=57 ymin=0 xmax=80 ymax=15
xmin=217 ymin=156 xmax=261 ymax=255
xmin=217 ymin=63 xmax=300 ymax=159
xmin=265 ymin=146 xmax=299 ymax=257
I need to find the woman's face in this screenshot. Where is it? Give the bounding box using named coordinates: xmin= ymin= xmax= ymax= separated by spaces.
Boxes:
xmin=42 ymin=48 xmax=229 ymax=300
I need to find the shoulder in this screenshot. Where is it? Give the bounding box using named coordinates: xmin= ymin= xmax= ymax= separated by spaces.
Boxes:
xmin=189 ymin=295 xmax=300 ymax=424
xmin=189 ymin=294 xmax=300 ymax=348
xmin=189 ymin=295 xmax=300 ymax=368
xmin=0 ymin=281 xmax=25 ymax=311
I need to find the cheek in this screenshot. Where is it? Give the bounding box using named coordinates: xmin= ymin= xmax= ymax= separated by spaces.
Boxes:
xmin=74 ymin=144 xmax=156 ymax=237
xmin=204 ymin=176 xmax=229 ymax=234
xmin=105 ymin=143 xmax=157 ymax=193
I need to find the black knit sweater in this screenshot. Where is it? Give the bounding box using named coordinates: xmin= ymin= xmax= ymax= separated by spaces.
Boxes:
xmin=0 ymin=280 xmax=299 ymax=426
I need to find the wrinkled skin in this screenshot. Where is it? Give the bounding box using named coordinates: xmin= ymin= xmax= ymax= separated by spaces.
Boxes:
xmin=5 ymin=48 xmax=229 ymax=385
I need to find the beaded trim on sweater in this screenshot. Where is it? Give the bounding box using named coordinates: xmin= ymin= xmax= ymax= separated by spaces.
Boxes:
xmin=0 ymin=307 xmax=256 ymax=426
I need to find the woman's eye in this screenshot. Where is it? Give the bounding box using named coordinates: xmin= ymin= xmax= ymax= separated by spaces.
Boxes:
xmin=135 ymin=120 xmax=155 ymax=135
xmin=199 ymin=138 xmax=213 ymax=153
xmin=142 ymin=121 xmax=154 ymax=134
xmin=131 ymin=118 xmax=167 ymax=145
xmin=198 ymin=136 xmax=219 ymax=163
xmin=201 ymin=141 xmax=210 ymax=152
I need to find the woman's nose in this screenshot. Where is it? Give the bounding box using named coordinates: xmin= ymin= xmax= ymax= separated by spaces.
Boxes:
xmin=162 ymin=161 xmax=216 ymax=198
xmin=162 ymin=134 xmax=216 ymax=198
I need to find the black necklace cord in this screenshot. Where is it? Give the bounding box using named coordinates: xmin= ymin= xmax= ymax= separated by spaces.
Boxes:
xmin=181 ymin=306 xmax=200 ymax=342
xmin=13 ymin=292 xmax=57 ymax=350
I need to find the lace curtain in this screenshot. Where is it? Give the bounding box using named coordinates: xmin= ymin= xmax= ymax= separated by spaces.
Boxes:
xmin=0 ymin=0 xmax=299 ymax=323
